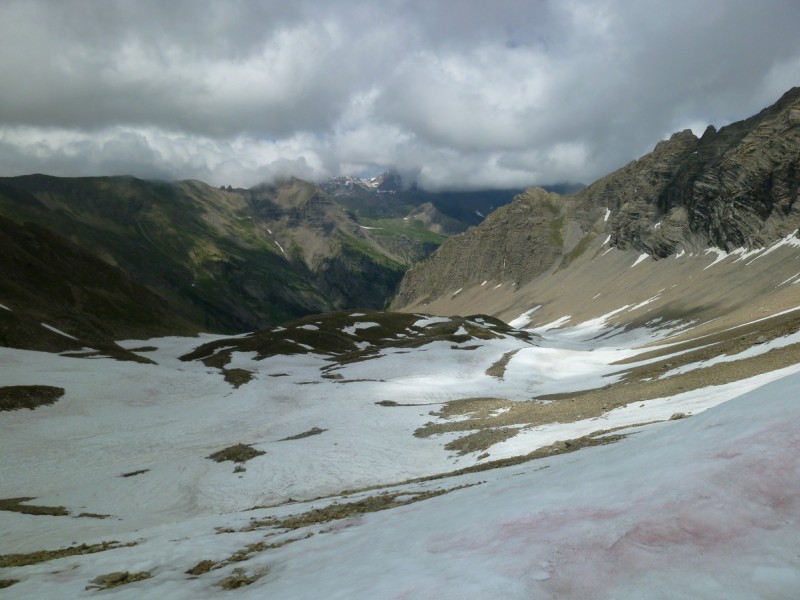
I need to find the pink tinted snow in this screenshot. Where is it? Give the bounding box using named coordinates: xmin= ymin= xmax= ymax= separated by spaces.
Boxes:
xmin=410 ymin=375 xmax=800 ymax=598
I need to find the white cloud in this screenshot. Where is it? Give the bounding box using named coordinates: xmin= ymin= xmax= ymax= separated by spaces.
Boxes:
xmin=0 ymin=0 xmax=799 ymax=190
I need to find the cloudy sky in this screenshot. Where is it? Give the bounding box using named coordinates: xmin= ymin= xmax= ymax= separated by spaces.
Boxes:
xmin=1 ymin=0 xmax=799 ymax=190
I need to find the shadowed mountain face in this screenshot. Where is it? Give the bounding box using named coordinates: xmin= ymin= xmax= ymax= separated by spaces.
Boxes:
xmin=0 ymin=214 xmax=195 ymax=359
xmin=392 ymin=88 xmax=800 ymax=331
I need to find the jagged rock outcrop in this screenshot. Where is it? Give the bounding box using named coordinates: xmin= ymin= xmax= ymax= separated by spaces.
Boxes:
xmin=600 ymin=87 xmax=800 ymax=255
xmin=392 ymin=88 xmax=800 ymax=309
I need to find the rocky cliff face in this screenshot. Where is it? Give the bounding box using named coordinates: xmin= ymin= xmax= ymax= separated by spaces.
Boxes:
xmin=244 ymin=177 xmax=407 ymax=311
xmin=601 ymin=86 xmax=800 ymax=255
xmin=392 ymin=87 xmax=800 ymax=310
xmin=393 ymin=187 xmax=596 ymax=306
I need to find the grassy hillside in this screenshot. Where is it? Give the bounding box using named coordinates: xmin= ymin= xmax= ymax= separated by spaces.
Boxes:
xmin=0 ymin=176 xmax=408 ymax=333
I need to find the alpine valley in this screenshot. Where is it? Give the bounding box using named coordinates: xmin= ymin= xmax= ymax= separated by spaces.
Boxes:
xmin=2 ymin=89 xmax=800 ymax=599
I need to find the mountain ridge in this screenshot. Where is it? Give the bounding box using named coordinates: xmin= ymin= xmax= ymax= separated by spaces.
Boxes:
xmin=0 ymin=173 xmax=523 ymax=334
xmin=392 ymin=87 xmax=800 ymax=329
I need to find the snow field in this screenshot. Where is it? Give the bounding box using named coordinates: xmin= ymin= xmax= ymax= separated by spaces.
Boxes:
xmin=5 ymin=366 xmax=799 ymax=598
xmin=232 ymin=369 xmax=800 ymax=599
xmin=3 ymin=307 xmax=800 ymax=597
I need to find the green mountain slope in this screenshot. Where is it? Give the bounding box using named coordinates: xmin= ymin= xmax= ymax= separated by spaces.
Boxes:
xmin=0 ymin=176 xmax=407 ymax=332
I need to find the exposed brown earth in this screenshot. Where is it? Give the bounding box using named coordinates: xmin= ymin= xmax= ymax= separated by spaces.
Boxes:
xmin=85 ymin=571 xmax=152 ymax=591
xmin=222 ymin=368 xmax=254 ymax=388
xmin=485 ymin=349 xmax=520 ymax=379
xmin=217 ymin=566 xmax=270 ymax=590
xmin=413 ymin=307 xmax=800 ymax=453
xmin=0 ymin=497 xmax=68 ymax=516
xmin=207 ymin=444 xmax=265 ymax=464
xmin=120 ymin=469 xmax=149 ymax=478
xmin=0 ymin=385 xmax=64 ymax=412
xmin=0 ymin=541 xmax=137 ymax=568
xmin=278 ymin=427 xmax=327 ymax=441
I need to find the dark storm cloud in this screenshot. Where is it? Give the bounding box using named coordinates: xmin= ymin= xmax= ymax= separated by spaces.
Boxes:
xmin=1 ymin=0 xmax=799 ymax=189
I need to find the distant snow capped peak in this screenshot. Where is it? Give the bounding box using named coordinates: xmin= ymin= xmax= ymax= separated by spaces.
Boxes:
xmin=321 ymin=171 xmax=404 ymax=195
xmin=363 ymin=175 xmax=382 ymax=189
xmin=363 ymin=170 xmax=403 ymax=192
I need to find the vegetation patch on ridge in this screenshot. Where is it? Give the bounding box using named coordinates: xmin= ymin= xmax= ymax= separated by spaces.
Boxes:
xmin=243 ymin=486 xmax=472 ymax=532
xmin=444 ymin=427 xmax=521 ymax=455
xmin=179 ymin=311 xmax=538 ymax=371
xmin=222 ymin=368 xmax=254 ymax=388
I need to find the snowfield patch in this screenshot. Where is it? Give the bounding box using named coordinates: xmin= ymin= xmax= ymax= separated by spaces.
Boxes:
xmin=342 ymin=321 xmax=380 ymax=335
